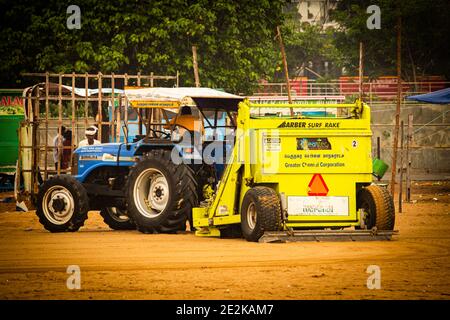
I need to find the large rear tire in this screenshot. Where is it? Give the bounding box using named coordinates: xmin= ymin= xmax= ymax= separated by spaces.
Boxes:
xmin=100 ymin=207 xmax=135 ymax=230
xmin=36 ymin=175 xmax=89 ymax=232
xmin=357 ymin=185 xmax=395 ymax=230
xmin=126 ymin=150 xmax=197 ymax=234
xmin=241 ymin=186 xmax=282 ymax=242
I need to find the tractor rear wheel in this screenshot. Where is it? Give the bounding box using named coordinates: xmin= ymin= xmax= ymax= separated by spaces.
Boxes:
xmin=36 ymin=175 xmax=89 ymax=232
xmin=357 ymin=185 xmax=395 ymax=230
xmin=126 ymin=150 xmax=197 ymax=234
xmin=241 ymin=186 xmax=282 ymax=242
xmin=100 ymin=207 xmax=135 ymax=230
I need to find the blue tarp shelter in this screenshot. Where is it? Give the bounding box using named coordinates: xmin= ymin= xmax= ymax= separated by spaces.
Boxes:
xmin=407 ymin=87 xmax=450 ymax=104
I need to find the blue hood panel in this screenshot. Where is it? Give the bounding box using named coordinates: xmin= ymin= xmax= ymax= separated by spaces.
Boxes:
xmin=74 ymin=143 xmax=137 ymax=182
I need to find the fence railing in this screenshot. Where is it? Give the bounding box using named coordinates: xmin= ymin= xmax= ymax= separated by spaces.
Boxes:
xmin=253 ymin=80 xmax=450 ymax=103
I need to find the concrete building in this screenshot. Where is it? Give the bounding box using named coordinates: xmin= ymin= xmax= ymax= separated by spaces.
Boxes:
xmin=296 ymin=0 xmax=339 ymax=29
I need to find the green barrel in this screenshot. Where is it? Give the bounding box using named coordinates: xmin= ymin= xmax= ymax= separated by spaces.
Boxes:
xmin=373 ymin=158 xmax=389 ymax=179
xmin=0 ymin=114 xmax=23 ymax=173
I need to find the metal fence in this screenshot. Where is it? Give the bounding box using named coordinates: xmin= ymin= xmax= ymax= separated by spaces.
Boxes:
xmin=254 ymin=80 xmax=450 ymax=104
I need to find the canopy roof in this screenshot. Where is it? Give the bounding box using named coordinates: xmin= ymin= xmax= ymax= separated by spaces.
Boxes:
xmin=124 ymin=87 xmax=243 ymax=110
xmin=406 ymin=88 xmax=450 ymax=104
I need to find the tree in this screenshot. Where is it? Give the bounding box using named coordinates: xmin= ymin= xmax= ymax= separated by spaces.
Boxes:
xmin=0 ymin=0 xmax=285 ymax=94
xmin=281 ymin=22 xmax=345 ymax=80
xmin=331 ymin=0 xmax=450 ymax=81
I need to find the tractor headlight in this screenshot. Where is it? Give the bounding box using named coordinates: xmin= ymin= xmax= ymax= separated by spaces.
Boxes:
xmin=101 ymin=153 xmax=117 ymax=161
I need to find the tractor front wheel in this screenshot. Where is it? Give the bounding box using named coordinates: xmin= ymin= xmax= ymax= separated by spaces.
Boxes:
xmin=241 ymin=187 xmax=282 ymax=242
xmin=357 ymin=185 xmax=395 ymax=230
xmin=36 ymin=175 xmax=89 ymax=232
xmin=126 ymin=150 xmax=197 ymax=234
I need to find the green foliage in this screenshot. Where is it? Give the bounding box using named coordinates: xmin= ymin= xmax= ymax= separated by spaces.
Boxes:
xmin=331 ymin=0 xmax=450 ymax=80
xmin=282 ymin=23 xmax=345 ymax=79
xmin=276 ymin=4 xmax=345 ymax=81
xmin=0 ymin=105 xmax=24 ymax=115
xmin=0 ymin=0 xmax=285 ymax=94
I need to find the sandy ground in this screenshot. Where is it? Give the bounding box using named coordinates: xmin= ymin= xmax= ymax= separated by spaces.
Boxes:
xmin=0 ymin=181 xmax=449 ymax=300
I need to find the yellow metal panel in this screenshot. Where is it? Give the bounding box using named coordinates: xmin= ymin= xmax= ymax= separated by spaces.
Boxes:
xmin=195 ymin=227 xmax=221 ymax=237
xmin=213 ymin=215 xmax=241 ymax=225
xmin=247 ymin=118 xmax=371 ymax=130
xmin=258 ymin=131 xmax=373 ymax=175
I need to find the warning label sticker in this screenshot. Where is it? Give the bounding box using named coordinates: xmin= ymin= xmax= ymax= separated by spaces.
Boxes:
xmin=263 ymin=137 xmax=281 ymax=152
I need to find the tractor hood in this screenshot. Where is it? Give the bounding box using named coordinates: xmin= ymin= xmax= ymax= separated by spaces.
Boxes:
xmin=75 ymin=143 xmax=122 ymax=157
xmin=73 ymin=142 xmax=137 ymax=182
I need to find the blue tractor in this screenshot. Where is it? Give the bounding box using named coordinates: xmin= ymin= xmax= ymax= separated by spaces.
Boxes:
xmin=35 ymin=88 xmax=242 ymax=233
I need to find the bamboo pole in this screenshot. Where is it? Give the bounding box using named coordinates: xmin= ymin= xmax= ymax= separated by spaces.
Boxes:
xmin=376 ymin=136 xmax=381 ymax=181
xmin=137 ymin=72 xmax=142 ymax=135
xmin=70 ymin=73 xmax=76 ymax=171
xmin=34 ymin=83 xmax=40 ymax=186
xmin=57 ymin=73 xmax=63 ymax=175
xmin=406 ymin=114 xmax=413 ymax=202
xmin=192 ymin=46 xmax=201 ymax=88
xmin=111 ymin=72 xmax=116 ymax=142
xmin=97 ymin=72 xmax=102 ymax=142
xmin=390 ymin=15 xmax=402 ymax=196
xmin=84 ymin=73 xmax=89 ymax=134
xmin=44 ymin=72 xmax=49 ymax=180
xmin=358 ymin=42 xmax=364 ymax=100
xmin=399 ymin=121 xmax=404 ymax=213
xmin=276 ymin=26 xmax=293 ymax=116
xmin=124 ymin=74 xmax=128 ymax=142
xmin=27 ymin=92 xmax=33 ymax=191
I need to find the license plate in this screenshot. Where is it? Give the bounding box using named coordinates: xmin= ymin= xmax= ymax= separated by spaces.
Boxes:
xmin=287 ymin=196 xmax=349 ymax=216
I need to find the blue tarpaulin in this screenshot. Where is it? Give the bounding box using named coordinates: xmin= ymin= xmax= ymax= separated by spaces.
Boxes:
xmin=406 ymin=87 xmax=450 ymax=104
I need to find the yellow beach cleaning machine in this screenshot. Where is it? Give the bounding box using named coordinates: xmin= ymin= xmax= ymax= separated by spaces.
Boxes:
xmin=193 ymin=99 xmax=396 ymax=242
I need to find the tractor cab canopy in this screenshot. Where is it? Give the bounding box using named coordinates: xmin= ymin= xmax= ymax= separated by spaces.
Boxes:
xmin=123 ymin=87 xmax=244 ymax=141
xmin=124 ymin=87 xmax=243 ymax=111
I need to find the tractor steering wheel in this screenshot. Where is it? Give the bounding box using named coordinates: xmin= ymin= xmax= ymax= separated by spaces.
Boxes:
xmin=148 ymin=128 xmax=171 ymax=139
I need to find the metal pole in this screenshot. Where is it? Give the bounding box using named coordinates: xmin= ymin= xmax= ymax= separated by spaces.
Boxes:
xmin=406 ymin=114 xmax=413 ymax=202
xmin=390 ymin=15 xmax=402 ymax=196
xmin=192 ymin=46 xmax=201 ymax=87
